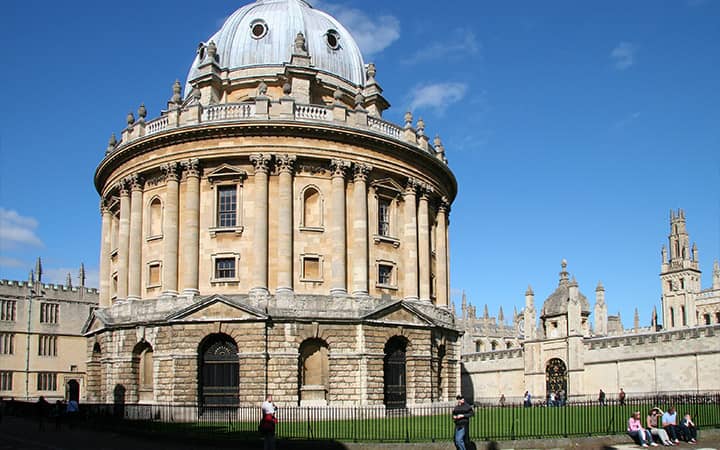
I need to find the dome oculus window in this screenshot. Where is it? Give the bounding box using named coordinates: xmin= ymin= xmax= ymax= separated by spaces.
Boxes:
xmin=325 ymin=30 xmax=340 ymax=50
xmin=250 ymin=20 xmax=268 ymax=39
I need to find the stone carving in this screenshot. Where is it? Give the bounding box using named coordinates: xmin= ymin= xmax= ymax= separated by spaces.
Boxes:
xmin=116 ymin=179 xmax=130 ymax=196
xmin=416 ymin=117 xmax=425 ymax=136
xmin=106 ymin=134 xmax=117 ymax=154
xmin=354 ymin=91 xmax=365 ymax=110
xmin=182 ymin=158 xmax=200 ymax=178
xmin=275 ymin=154 xmax=296 ymax=174
xmin=160 ymin=162 xmax=180 ymax=182
xmin=283 ymin=81 xmax=292 ymax=96
xmin=404 ymin=111 xmax=413 ymax=129
xmin=207 ymin=40 xmax=218 ymax=63
xmin=125 ymin=173 xmax=144 ymax=191
xmin=137 ymin=103 xmax=147 ymax=121
xmin=257 ymin=81 xmax=268 ymax=97
xmin=250 ymin=154 xmax=272 ymax=174
xmin=126 ymin=111 xmax=135 ymax=126
xmin=333 ymin=87 xmax=343 ymax=105
xmin=329 ymin=159 xmax=350 ymax=178
xmin=297 ymin=164 xmax=326 ymax=175
xmin=353 ymin=163 xmax=372 ymax=181
xmin=294 ymin=32 xmax=307 ymax=55
xmin=366 ymin=62 xmax=376 ymax=81
xmin=404 ymin=177 xmax=419 ymax=195
xmin=171 ymin=80 xmax=182 ymax=104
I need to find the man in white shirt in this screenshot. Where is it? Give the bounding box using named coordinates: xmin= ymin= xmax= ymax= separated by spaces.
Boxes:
xmin=262 ymin=394 xmax=276 ymax=415
xmin=662 ymin=406 xmax=680 ymax=443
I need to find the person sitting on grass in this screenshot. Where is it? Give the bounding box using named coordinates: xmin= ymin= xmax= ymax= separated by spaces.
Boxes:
xmin=662 ymin=406 xmax=680 ymax=444
xmin=679 ymin=412 xmax=697 ymax=444
xmin=628 ymin=411 xmax=658 ymax=448
xmin=646 ymin=408 xmax=673 ymax=446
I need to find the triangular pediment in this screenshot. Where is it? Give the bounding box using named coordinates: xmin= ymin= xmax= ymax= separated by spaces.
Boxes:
xmin=82 ymin=310 xmax=106 ymax=335
xmin=206 ymin=164 xmax=247 ymax=183
xmin=168 ymin=295 xmax=266 ymax=322
xmin=364 ymin=300 xmax=433 ymax=326
xmin=371 ymin=177 xmax=403 ymax=196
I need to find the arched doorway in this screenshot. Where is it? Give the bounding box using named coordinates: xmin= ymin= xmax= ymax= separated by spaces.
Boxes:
xmin=198 ymin=334 xmax=239 ymax=406
xmin=383 ymin=336 xmax=407 ymax=409
xmin=66 ymin=379 xmax=80 ymax=402
xmin=298 ymin=338 xmax=329 ymax=405
xmin=545 ymin=358 xmax=567 ymax=400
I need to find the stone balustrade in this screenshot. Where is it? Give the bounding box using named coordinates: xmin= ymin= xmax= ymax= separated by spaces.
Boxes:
xmin=111 ymin=99 xmax=442 ymax=160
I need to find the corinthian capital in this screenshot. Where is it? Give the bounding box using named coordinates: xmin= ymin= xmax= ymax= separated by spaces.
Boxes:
xmin=329 ymin=159 xmax=351 ymax=178
xmin=116 ymin=179 xmax=130 ymax=196
xmin=417 ymin=182 xmax=434 ymax=199
xmin=250 ymin=154 xmax=272 ymax=174
xmin=404 ymin=177 xmax=419 ymax=195
xmin=437 ymin=196 xmax=450 ymax=213
xmin=182 ymin=158 xmax=200 ymax=178
xmin=275 ymin=154 xmax=297 ymax=174
xmin=160 ymin=162 xmax=180 ymax=182
xmin=125 ymin=173 xmax=144 ymax=191
xmin=353 ymin=162 xmax=372 ymax=182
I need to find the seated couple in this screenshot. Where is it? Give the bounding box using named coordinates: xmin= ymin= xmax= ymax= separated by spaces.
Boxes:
xmin=656 ymin=407 xmax=698 ymax=445
xmin=631 ymin=407 xmax=698 ymax=447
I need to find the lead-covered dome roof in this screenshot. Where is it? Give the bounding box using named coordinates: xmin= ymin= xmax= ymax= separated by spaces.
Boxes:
xmin=185 ymin=0 xmax=366 ymax=96
xmin=541 ymin=260 xmax=591 ymax=317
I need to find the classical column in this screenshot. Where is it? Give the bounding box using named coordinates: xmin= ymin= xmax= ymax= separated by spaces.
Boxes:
xmin=127 ymin=174 xmax=144 ymax=300
xmin=403 ymin=178 xmax=419 ymax=300
xmin=276 ymin=154 xmax=296 ymax=294
xmin=181 ymin=159 xmax=200 ymax=295
xmin=435 ymin=198 xmax=449 ymax=307
xmin=351 ymin=163 xmax=372 ymax=297
xmin=161 ymin=162 xmax=180 ymax=295
xmin=99 ymin=199 xmax=112 ymax=307
xmin=330 ymin=159 xmax=350 ymax=296
xmin=250 ymin=154 xmax=272 ymax=295
xmin=117 ymin=180 xmax=130 ymax=300
xmin=417 ymin=185 xmax=432 ymax=302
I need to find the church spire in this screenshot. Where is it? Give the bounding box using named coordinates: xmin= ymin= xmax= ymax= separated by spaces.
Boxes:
xmin=714 ymin=260 xmax=720 ymax=290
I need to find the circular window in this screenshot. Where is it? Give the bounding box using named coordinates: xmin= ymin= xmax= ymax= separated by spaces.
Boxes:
xmin=250 ymin=20 xmax=268 ymax=39
xmin=326 ymin=30 xmax=340 ymax=50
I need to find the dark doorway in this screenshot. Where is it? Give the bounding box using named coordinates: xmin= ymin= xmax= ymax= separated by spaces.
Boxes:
xmin=199 ymin=334 xmax=239 ymax=406
xmin=66 ymin=379 xmax=80 ymax=402
xmin=383 ymin=336 xmax=407 ymax=409
xmin=545 ymin=358 xmax=567 ymax=399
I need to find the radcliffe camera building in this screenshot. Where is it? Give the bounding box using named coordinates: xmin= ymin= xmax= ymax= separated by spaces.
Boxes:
xmin=85 ymin=0 xmax=458 ymax=407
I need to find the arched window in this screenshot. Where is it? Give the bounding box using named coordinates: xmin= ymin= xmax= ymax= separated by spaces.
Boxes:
xmin=491 ymin=340 xmax=498 ymax=351
xmin=681 ymin=306 xmax=687 ymax=326
xmin=506 ymin=341 xmax=513 ymax=349
xmin=198 ymin=334 xmax=239 ymax=407
xmin=383 ymin=336 xmax=408 ymax=409
xmin=670 ymin=307 xmax=675 ymax=327
xmin=301 ymin=186 xmax=323 ymax=228
xmin=475 ymin=341 xmax=482 ymax=352
xmin=298 ymin=338 xmax=329 ymax=405
xmin=133 ymin=342 xmax=154 ymax=402
xmin=148 ymin=197 xmax=163 ymax=238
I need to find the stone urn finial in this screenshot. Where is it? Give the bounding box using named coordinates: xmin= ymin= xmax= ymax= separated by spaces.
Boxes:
xmin=138 ymin=103 xmax=147 ymax=120
xmin=404 ymin=111 xmax=413 ymax=128
xmin=367 ymin=62 xmax=376 ymax=80
xmin=257 ymin=81 xmax=268 ymax=97
xmin=171 ymin=79 xmax=182 ymax=104
xmin=416 ymin=117 xmax=425 ymax=135
xmin=106 ymin=133 xmax=117 ymax=154
xmin=207 ymin=40 xmax=218 ymax=63
xmin=127 ymin=111 xmax=135 ymax=126
xmin=294 ymin=32 xmax=307 ymax=54
xmin=283 ymin=80 xmax=292 ymax=96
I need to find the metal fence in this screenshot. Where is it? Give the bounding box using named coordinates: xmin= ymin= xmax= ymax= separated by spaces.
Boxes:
xmin=3 ymin=392 xmax=719 ymax=443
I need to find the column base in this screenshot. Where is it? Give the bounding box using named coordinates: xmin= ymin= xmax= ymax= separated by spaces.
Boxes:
xmin=330 ymin=288 xmax=348 ymax=297
xmin=352 ymin=290 xmax=369 ymax=298
xmin=126 ymin=295 xmax=141 ymax=301
xmin=161 ymin=290 xmax=179 ymax=297
xmin=403 ymin=295 xmax=419 ymax=301
xmin=182 ymin=288 xmax=200 ymax=296
xmin=249 ymin=287 xmax=270 ymax=296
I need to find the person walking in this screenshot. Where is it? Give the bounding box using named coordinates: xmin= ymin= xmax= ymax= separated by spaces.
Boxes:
xmin=452 ymin=395 xmax=474 ymax=450
xmin=598 ymin=389 xmax=606 ymax=406
xmin=259 ymin=394 xmax=278 ymax=450
xmin=619 ymin=388 xmax=626 ymax=406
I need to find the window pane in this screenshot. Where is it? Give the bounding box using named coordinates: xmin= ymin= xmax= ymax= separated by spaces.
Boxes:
xmin=379 ymin=265 xmax=392 ymax=285
xmin=378 ymin=199 xmax=390 ymax=236
xmin=215 ymin=258 xmax=236 ymax=279
xmin=217 ymin=186 xmax=237 ymax=227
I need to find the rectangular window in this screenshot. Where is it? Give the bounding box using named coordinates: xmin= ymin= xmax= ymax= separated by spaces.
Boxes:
xmin=0 ymin=371 xmax=12 ymax=391
xmin=40 ymin=303 xmax=59 ymax=324
xmin=37 ymin=372 xmax=57 ymax=391
xmin=148 ymin=263 xmax=161 ymax=286
xmin=378 ymin=264 xmax=393 ymax=285
xmin=705 ymin=314 xmax=712 ymax=325
xmin=378 ymin=198 xmax=391 ymax=236
xmin=38 ymin=335 xmax=57 ymax=357
xmin=0 ymin=300 xmax=16 ymax=321
xmin=0 ymin=333 xmax=14 ymax=355
xmin=302 ymin=256 xmax=320 ymax=280
xmin=215 ymin=258 xmax=236 ymax=280
xmin=217 ymin=185 xmax=237 ymax=227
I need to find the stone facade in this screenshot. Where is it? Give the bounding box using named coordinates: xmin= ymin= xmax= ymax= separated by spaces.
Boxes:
xmin=0 ymin=259 xmax=98 ymax=401
xmin=461 ymin=210 xmax=720 ymax=403
xmin=85 ymin=0 xmax=460 ymax=408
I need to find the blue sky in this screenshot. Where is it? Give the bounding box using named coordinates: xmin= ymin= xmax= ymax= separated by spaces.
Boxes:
xmin=1 ymin=0 xmax=718 ymax=329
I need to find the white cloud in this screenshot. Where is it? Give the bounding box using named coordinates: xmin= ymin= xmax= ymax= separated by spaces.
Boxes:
xmin=0 ymin=208 xmax=43 ymax=248
xmin=408 ymin=82 xmax=468 ymax=114
xmin=314 ymin=1 xmax=400 ymax=57
xmin=0 ymin=256 xmax=26 ymax=269
xmin=403 ymin=29 xmax=480 ymax=65
xmin=610 ymin=42 xmax=637 ymax=70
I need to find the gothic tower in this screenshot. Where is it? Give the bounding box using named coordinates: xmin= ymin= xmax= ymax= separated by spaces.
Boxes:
xmin=660 ymin=209 xmax=701 ymax=329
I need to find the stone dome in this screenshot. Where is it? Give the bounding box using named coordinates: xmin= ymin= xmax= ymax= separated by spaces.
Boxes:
xmin=184 ymin=0 xmax=366 ymax=96
xmin=541 ymin=261 xmax=591 ymax=317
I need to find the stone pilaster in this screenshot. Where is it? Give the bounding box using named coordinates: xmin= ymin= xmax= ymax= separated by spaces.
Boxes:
xmin=250 ymin=154 xmax=272 ymax=295
xmin=127 ymin=174 xmax=144 ymax=300
xmin=161 ymin=162 xmax=180 ymax=295
xmin=181 ymin=159 xmax=200 ymax=295
xmin=403 ymin=178 xmax=419 ymax=300
xmin=276 ymin=154 xmax=296 ymax=294
xmin=99 ymin=200 xmax=112 ymax=307
xmin=117 ymin=180 xmax=130 ymax=300
xmin=435 ymin=198 xmax=449 ymax=307
xmin=352 ymin=163 xmax=372 ymax=297
xmin=417 ymin=185 xmax=432 ymax=302
xmin=329 ymin=159 xmax=350 ymax=295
